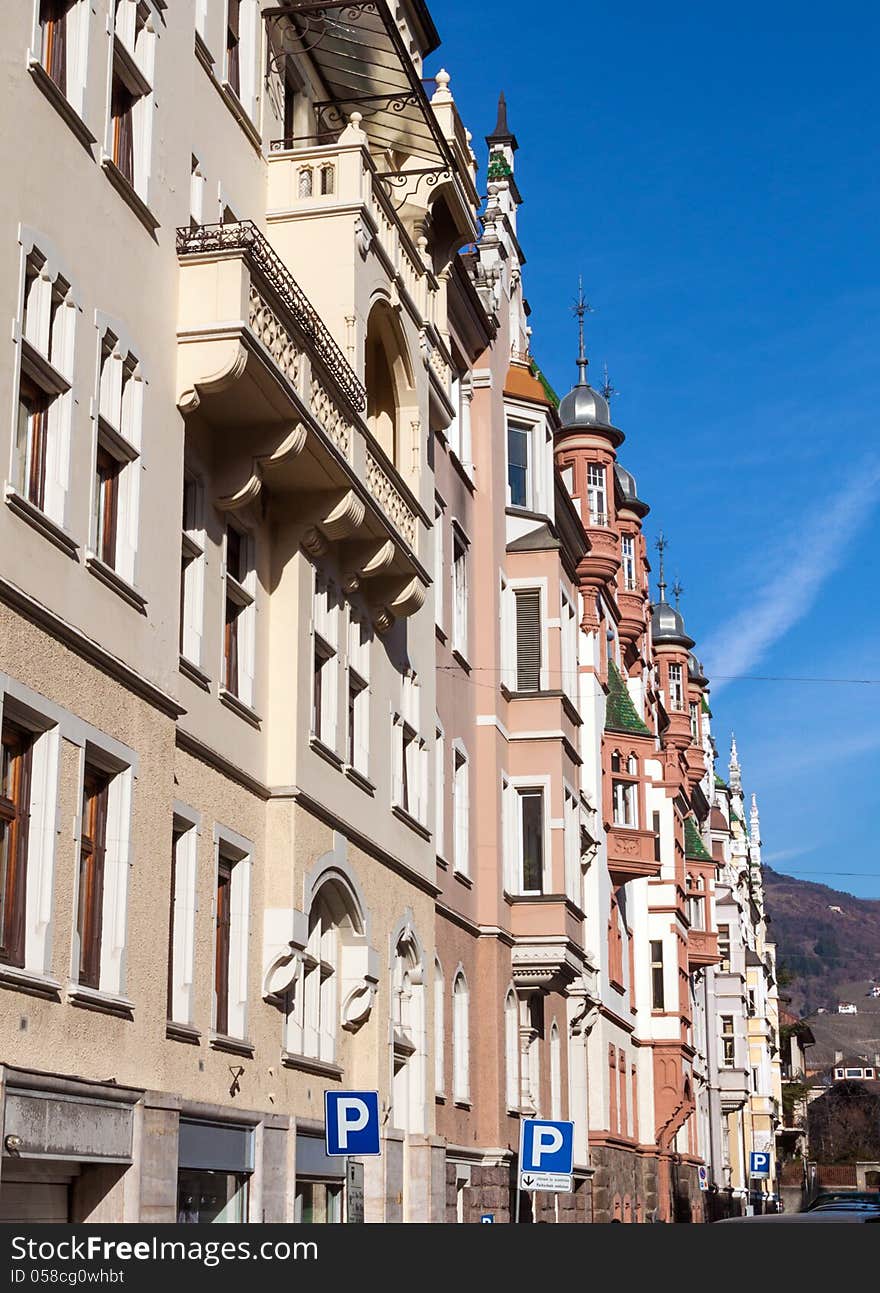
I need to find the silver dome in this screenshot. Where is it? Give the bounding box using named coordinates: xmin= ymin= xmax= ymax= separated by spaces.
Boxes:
xmin=651 ymin=599 xmax=695 ymax=648
xmin=558 ymin=376 xmax=613 ymax=431
xmin=688 ymin=653 xmax=708 ymax=685
xmin=614 ymin=462 xmax=637 ymax=499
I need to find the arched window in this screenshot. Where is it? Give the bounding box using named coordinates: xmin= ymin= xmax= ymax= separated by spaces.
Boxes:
xmin=392 ymin=926 xmax=425 ymax=1134
xmin=364 ymin=302 xmax=415 ymax=469
xmin=452 ymin=971 xmax=469 ymax=1103
xmin=298 ymin=166 xmax=313 ymax=197
xmin=320 ymin=163 xmax=335 ymax=195
xmin=434 ymin=957 xmax=445 ymax=1097
xmin=550 ymin=1021 xmax=562 ymax=1120
xmin=505 ymin=989 xmax=519 ymax=1111
xmin=284 ymin=877 xmax=369 ymax=1062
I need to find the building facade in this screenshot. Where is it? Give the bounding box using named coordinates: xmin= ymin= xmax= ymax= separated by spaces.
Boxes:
xmin=0 ymin=0 xmax=779 ymax=1224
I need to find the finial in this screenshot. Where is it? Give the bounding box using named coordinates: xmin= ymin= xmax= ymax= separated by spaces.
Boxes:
xmin=572 ymin=278 xmax=593 ymax=386
xmin=654 ymin=531 xmax=668 ymax=602
xmin=730 ymin=732 xmax=739 ymax=763
xmin=486 ymin=90 xmax=519 ymax=149
xmin=672 ymin=576 xmax=684 ymax=610
xmin=601 ymin=362 xmax=617 ymax=403
xmin=432 ymin=68 xmax=452 ymax=104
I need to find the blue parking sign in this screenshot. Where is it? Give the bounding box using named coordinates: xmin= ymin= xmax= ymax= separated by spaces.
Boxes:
xmin=325 ymin=1090 xmax=381 ymax=1156
xmin=520 ymin=1119 xmax=574 ymax=1175
xmin=749 ymin=1151 xmax=771 ymax=1178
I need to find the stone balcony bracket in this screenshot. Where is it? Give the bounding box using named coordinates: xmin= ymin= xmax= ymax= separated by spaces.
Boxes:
xmin=605 ymin=826 xmax=663 ymax=886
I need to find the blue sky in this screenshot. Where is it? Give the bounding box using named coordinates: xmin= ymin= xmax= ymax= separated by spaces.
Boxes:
xmin=426 ymin=1 xmax=880 ymax=898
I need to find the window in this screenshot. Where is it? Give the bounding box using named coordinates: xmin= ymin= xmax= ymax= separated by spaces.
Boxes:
xmin=611 ymin=751 xmax=639 ymax=828
xmin=294 ymin=1180 xmax=342 ymax=1224
xmin=72 ymin=749 xmax=132 ymax=997
xmin=844 ymin=1067 xmax=864 ymax=1078
xmin=505 ymin=990 xmax=519 ymax=1110
xmin=283 ymin=65 xmax=297 ymax=145
xmin=650 ymin=939 xmax=665 ymax=1010
xmin=721 ymin=1015 xmax=735 ymax=1067
xmin=108 ymin=2 xmax=157 ymax=203
xmin=346 ymin=616 xmax=370 ymax=778
xmin=179 ymin=1170 xmax=250 ymax=1224
xmin=608 ymin=893 xmax=624 ymax=988
xmin=452 ymin=973 xmax=469 ymax=1102
xmin=514 ymin=589 xmax=541 ymax=692
xmin=560 ymin=588 xmax=578 ymax=705
xmin=434 ymin=725 xmax=445 ymax=858
xmin=686 ymin=874 xmax=705 ymax=930
xmin=621 ymin=533 xmax=636 ymax=591
xmin=586 ymin=462 xmax=606 ymax=525
xmin=225 ymin=0 xmax=241 ymax=94
xmin=718 ymin=923 xmax=731 ymax=972
xmin=224 ymin=525 xmax=256 ymax=708
xmin=668 ymin=663 xmax=684 ymax=711
xmin=93 ymin=333 xmax=143 ymax=584
xmin=517 ymin=788 xmax=544 ymax=893
xmin=0 ymin=722 xmax=34 ymax=968
xmin=433 ymin=504 xmax=444 ymax=632
xmin=213 ymin=837 xmax=250 ymax=1040
xmin=180 ymin=475 xmax=206 ymax=667
xmin=13 ymin=248 xmax=74 ymax=526
xmin=77 ymin=766 xmax=110 ymax=989
xmin=35 ymin=1 xmax=90 ymax=115
xmin=507 ymin=421 xmax=531 ymax=508
xmin=167 ymin=818 xmax=198 ymax=1025
xmin=563 ymin=786 xmax=580 ymax=904
xmin=550 ymin=1023 xmax=562 ymax=1121
xmin=189 ymin=155 xmax=205 ymax=230
xmin=392 ymin=674 xmax=427 ymax=825
xmin=690 ymin=701 xmax=699 ymax=741
xmin=652 ymin=810 xmax=661 ymax=862
xmin=447 ymin=371 xmax=472 ymax=469
xmin=434 ymin=959 xmax=445 ymax=1096
xmin=451 ymin=527 xmax=468 ymax=658
xmin=452 ymin=745 xmax=469 ymax=875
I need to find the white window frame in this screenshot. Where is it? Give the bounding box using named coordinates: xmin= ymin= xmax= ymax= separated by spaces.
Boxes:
xmin=550 ymin=1020 xmax=562 ymax=1120
xmin=72 ymin=744 xmax=134 ymax=1000
xmin=563 ymin=782 xmax=580 ymax=904
xmin=392 ymin=674 xmax=427 ymax=825
xmin=560 ymin=585 xmax=578 ymax=706
xmin=452 ymin=741 xmax=470 ymax=877
xmin=0 ymin=688 xmax=61 ymax=982
xmin=668 ymin=663 xmax=684 ymax=712
xmin=169 ymin=807 xmax=200 ymax=1027
xmin=586 ymin=462 xmax=607 ymax=526
xmin=9 ymin=239 xmax=77 ymax=532
xmin=346 ymin=614 xmax=371 ymax=779
xmin=513 ymin=585 xmax=542 ymax=693
xmin=433 ymin=501 xmax=445 ymax=633
xmin=720 ymin=1015 xmax=736 ymax=1069
xmin=222 ymin=521 xmax=257 ymax=710
xmin=104 ymin=0 xmax=159 ymax=207
xmin=506 ymin=418 xmax=533 ymax=510
xmin=212 ymin=826 xmax=252 ymax=1042
xmin=621 ymin=533 xmax=636 ymax=591
xmin=451 ymin=523 xmax=469 ymax=661
xmin=505 ymin=989 xmax=519 ymax=1112
xmin=90 ymin=324 xmax=145 ymax=590
xmin=221 ymin=0 xmax=261 ymax=122
xmin=612 ymin=778 xmax=638 ymax=829
xmin=180 ymin=473 xmax=206 ymax=669
xmin=310 ymin=572 xmax=339 ymax=751
xmin=28 ymin=0 xmax=92 ymax=119
xmin=434 ymin=721 xmax=445 ymax=860
xmin=511 ymin=779 xmax=549 ymax=896
xmin=452 ymin=970 xmax=470 ymax=1103
xmin=434 ymin=957 xmax=445 ymax=1097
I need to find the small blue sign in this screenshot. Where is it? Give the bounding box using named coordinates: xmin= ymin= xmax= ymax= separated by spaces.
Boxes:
xmin=520 ymin=1119 xmax=575 ymax=1175
xmin=749 ymin=1151 xmax=771 ymax=1178
xmin=325 ymin=1090 xmax=381 ymax=1157
xmin=480 ymin=1214 xmax=495 ymax=1224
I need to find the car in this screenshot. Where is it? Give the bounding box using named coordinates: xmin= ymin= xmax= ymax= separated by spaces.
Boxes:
xmin=716 ymin=1210 xmax=880 ymax=1223
xmin=803 ymin=1190 xmax=880 ymax=1212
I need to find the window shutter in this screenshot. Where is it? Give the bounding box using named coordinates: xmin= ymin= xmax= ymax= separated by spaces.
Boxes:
xmin=354 ymin=687 xmax=370 ymax=776
xmin=114 ymin=460 xmax=139 ymax=585
xmin=515 ymin=589 xmax=541 ymax=691
xmin=392 ymin=715 xmax=404 ymax=806
xmin=43 ymin=395 xmax=69 ymax=526
xmin=238 ymin=600 xmax=256 ymax=709
xmin=228 ymin=858 xmax=250 ymax=1040
xmin=182 ymin=553 xmax=205 ymax=666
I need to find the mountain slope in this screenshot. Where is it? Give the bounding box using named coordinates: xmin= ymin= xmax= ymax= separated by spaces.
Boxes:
xmin=762 ymin=867 xmax=880 ymax=1016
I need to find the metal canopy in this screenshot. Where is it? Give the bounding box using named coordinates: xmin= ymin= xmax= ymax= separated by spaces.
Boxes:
xmin=264 ymin=2 xmax=454 ymax=167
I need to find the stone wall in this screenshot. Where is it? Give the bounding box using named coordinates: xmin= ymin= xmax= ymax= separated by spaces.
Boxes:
xmin=590 ymin=1144 xmax=659 ymax=1222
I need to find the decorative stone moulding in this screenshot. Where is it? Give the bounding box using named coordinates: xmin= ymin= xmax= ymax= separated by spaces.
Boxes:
xmin=605 ymin=827 xmax=662 ymax=886
xmin=617 ymin=589 xmax=647 ymax=645
xmin=214 ymin=422 xmax=309 ymax=512
xmin=511 ymin=941 xmax=582 ymax=991
xmin=365 ymin=448 xmax=417 ymax=549
xmin=687 ymin=929 xmax=722 ymax=969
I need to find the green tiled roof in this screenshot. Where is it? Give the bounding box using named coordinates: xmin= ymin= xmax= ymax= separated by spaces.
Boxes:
xmin=530 ymin=359 xmax=560 ymax=408
xmin=702 ymin=696 xmax=711 ymax=715
xmin=605 ymin=661 xmax=651 ymax=736
xmin=685 ymin=817 xmax=712 ymax=862
xmin=714 ymin=773 xmax=727 ymax=789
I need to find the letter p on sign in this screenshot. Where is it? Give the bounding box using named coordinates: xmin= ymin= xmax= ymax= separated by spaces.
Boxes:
xmin=520 ymin=1119 xmax=575 ymax=1175
xmin=325 ymin=1090 xmax=381 ymax=1157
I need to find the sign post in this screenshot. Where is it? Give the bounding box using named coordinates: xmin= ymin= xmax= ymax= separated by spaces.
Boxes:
xmin=516 ymin=1119 xmax=575 ymax=1222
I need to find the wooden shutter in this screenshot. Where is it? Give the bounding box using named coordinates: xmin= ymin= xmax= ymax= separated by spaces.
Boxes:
xmin=515 ymin=589 xmax=541 ymax=692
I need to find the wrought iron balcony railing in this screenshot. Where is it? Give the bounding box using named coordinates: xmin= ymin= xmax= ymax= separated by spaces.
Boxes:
xmin=176 ymin=220 xmax=366 ymax=414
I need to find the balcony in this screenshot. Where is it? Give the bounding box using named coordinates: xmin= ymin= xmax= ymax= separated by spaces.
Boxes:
xmin=687 ymin=929 xmax=721 ymax=968
xmin=606 ymin=826 xmax=662 ymax=886
xmin=718 ymin=1065 xmax=749 ymax=1108
xmin=176 ymin=221 xmax=427 ymax=628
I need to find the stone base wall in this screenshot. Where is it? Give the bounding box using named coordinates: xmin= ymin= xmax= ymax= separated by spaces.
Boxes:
xmin=590 ymin=1145 xmax=659 ymax=1222
xmin=446 ymin=1160 xmax=592 ymax=1224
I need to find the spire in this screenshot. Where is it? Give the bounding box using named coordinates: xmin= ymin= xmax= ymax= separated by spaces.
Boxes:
xmin=672 ymin=577 xmax=684 ymax=611
xmin=486 ymin=91 xmax=518 ymax=149
xmin=654 ymin=531 xmax=668 ymax=603
xmin=729 ymin=733 xmax=742 ymax=792
xmin=750 ymin=793 xmax=761 ymax=845
xmin=573 ymin=278 xmax=593 ymax=387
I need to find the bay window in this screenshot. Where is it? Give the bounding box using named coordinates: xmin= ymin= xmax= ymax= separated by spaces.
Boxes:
xmin=668 ymin=663 xmax=684 ymax=711
xmin=587 ymin=462 xmax=606 ymax=525
xmin=621 ymin=533 xmax=636 ymax=590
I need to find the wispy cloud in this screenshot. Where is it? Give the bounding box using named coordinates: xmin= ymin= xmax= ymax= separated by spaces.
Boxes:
xmin=701 ymin=459 xmax=880 ymax=690
xmin=762 ymin=847 xmax=818 ymax=867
